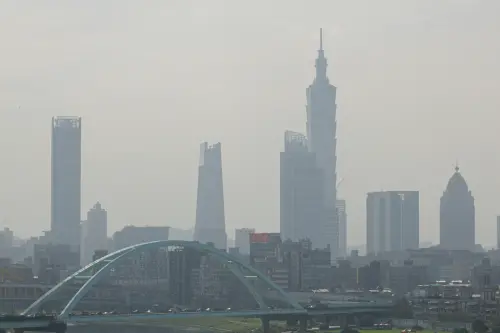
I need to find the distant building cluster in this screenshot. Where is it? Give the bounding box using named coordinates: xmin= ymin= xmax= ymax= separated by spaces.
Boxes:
xmin=3 ymin=230 xmax=500 ymax=315
xmin=247 ymin=232 xmax=331 ymax=291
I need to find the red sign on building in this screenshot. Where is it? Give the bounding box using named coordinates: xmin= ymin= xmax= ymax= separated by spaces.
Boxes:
xmin=250 ymin=233 xmax=269 ymax=243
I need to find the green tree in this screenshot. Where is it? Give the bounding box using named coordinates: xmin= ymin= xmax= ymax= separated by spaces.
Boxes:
xmin=472 ymin=319 xmax=488 ymax=333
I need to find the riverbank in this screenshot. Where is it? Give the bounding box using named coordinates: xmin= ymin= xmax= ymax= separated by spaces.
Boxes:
xmin=144 ymin=317 xmax=266 ymax=332
xmin=67 ymin=317 xmax=280 ymax=333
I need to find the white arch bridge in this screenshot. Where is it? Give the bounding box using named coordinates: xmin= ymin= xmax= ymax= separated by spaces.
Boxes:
xmin=22 ymin=240 xmax=304 ymax=320
xmin=6 ymin=240 xmax=392 ymax=333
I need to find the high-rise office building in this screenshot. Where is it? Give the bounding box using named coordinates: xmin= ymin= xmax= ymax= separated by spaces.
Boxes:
xmin=336 ymin=199 xmax=347 ymax=258
xmin=235 ymin=228 xmax=255 ymax=255
xmin=193 ymin=142 xmax=227 ymax=250
xmin=440 ymin=166 xmax=475 ymax=250
xmin=366 ymin=191 xmax=419 ymax=255
xmin=280 ymin=131 xmax=324 ymax=247
xmin=81 ymin=202 xmax=108 ymax=265
xmin=51 ymin=116 xmax=82 ymax=253
xmin=305 ymin=29 xmax=338 ymax=256
xmin=497 ymin=216 xmax=500 ymax=250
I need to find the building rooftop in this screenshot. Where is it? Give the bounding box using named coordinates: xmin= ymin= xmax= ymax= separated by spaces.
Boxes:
xmin=445 ymin=166 xmax=470 ymax=193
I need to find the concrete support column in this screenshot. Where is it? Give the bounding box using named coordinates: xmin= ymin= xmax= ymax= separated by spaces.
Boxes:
xmin=261 ymin=317 xmax=270 ymax=333
xmin=339 ymin=314 xmax=348 ymax=329
xmin=299 ymin=317 xmax=307 ymax=333
xmin=50 ymin=322 xmax=67 ymax=333
xmin=324 ymin=315 xmax=331 ymax=326
xmin=353 ymin=315 xmax=360 ymax=328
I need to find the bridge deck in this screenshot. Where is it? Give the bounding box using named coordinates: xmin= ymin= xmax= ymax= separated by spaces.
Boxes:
xmin=66 ymin=305 xmax=391 ymax=323
xmin=0 ymin=319 xmax=53 ymax=330
xmin=0 ymin=303 xmax=392 ymax=329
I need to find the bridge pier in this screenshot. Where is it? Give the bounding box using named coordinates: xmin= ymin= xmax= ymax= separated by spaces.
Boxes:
xmin=339 ymin=314 xmax=348 ymax=329
xmin=286 ymin=318 xmax=297 ymax=327
xmin=353 ymin=315 xmax=360 ymax=328
xmin=299 ymin=317 xmax=307 ymax=333
xmin=54 ymin=325 xmax=67 ymax=333
xmin=261 ymin=317 xmax=270 ymax=333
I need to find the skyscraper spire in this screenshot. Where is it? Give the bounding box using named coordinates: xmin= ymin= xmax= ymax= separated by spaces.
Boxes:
xmin=315 ymin=28 xmax=327 ymax=81
xmin=320 ymin=28 xmax=323 ymax=51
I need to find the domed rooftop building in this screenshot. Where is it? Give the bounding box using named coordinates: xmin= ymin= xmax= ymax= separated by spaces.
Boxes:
xmin=440 ymin=166 xmax=475 ymax=251
xmin=446 ymin=167 xmax=469 ymax=193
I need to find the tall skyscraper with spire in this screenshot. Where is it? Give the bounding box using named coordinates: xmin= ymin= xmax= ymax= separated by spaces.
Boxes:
xmin=194 ymin=142 xmax=227 ymax=250
xmin=306 ymin=29 xmax=338 ymax=257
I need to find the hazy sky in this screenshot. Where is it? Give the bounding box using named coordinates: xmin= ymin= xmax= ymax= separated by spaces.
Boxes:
xmin=1 ymin=1 xmax=499 ymax=246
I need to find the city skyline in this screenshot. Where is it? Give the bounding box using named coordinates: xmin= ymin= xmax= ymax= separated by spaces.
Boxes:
xmin=1 ymin=1 xmax=500 ymax=246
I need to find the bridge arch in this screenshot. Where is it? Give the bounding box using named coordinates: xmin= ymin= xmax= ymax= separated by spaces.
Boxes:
xmin=23 ymin=240 xmax=302 ymax=319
